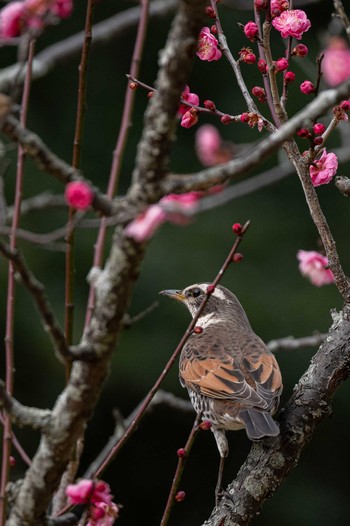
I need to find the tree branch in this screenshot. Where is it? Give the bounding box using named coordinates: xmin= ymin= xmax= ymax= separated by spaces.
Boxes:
xmin=0 ymin=381 xmax=51 ymax=430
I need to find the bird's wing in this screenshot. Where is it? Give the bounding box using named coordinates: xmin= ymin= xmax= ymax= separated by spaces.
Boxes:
xmin=180 ymin=337 xmax=282 ymax=410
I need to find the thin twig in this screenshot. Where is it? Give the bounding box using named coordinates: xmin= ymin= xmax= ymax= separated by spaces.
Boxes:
xmin=0 ymin=38 xmax=36 ymax=526
xmin=333 ymin=0 xmax=350 ymax=39
xmin=0 ymin=239 xmax=70 ymax=361
xmin=160 ymin=413 xmax=202 ymax=526
xmin=85 ymin=0 xmax=150 ymax=326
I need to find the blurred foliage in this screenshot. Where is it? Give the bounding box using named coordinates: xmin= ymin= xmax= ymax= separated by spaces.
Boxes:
xmin=1 ymin=0 xmax=350 ymax=525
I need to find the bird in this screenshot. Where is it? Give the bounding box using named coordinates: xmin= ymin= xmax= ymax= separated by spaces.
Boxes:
xmin=160 ymin=283 xmax=282 ymax=504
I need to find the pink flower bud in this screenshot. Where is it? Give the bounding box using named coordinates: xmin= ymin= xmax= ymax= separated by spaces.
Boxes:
xmin=257 ymin=59 xmax=267 ymax=74
xmin=243 ymin=21 xmax=259 ymax=40
xmin=292 ymin=43 xmax=308 ymax=57
xmin=252 ymin=86 xmax=267 ymax=102
xmin=206 ymin=284 xmax=215 ymax=294
xmin=232 ymin=222 xmax=242 ymax=234
xmin=9 ymin=456 xmax=16 ymax=467
xmin=297 ymin=128 xmax=310 ymax=138
xmin=204 ymin=99 xmax=216 ymax=111
xmin=221 ymin=114 xmax=232 ymax=125
xmin=211 ymin=24 xmax=217 ymax=34
xmin=129 ymin=81 xmax=138 ymax=90
xmin=275 ymin=57 xmax=289 ymax=72
xmin=175 ymin=491 xmax=186 ymax=502
xmin=300 ymin=80 xmax=315 ymax=94
xmin=297 ymin=250 xmax=334 ymax=286
xmin=177 ymin=448 xmax=186 ymax=458
xmin=193 ymin=326 xmax=203 ymax=334
xmin=65 ymin=181 xmax=94 ymax=210
xmin=284 ymin=71 xmax=296 ymax=83
xmin=313 ymin=123 xmax=326 ymax=135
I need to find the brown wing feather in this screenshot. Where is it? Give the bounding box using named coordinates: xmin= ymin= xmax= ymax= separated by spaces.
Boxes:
xmin=180 ymin=334 xmax=282 ymax=410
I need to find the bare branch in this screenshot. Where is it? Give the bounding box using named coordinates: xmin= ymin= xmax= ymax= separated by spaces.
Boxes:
xmin=267 ymin=333 xmax=326 ymax=352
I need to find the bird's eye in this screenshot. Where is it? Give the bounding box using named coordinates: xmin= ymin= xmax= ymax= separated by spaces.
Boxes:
xmin=190 ymin=287 xmax=202 ymax=298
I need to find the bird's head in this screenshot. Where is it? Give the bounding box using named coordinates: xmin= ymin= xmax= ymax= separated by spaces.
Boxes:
xmin=160 ymin=283 xmax=251 ymax=328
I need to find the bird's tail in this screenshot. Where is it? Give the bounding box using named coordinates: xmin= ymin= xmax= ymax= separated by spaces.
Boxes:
xmin=239 ymin=408 xmax=280 ymax=441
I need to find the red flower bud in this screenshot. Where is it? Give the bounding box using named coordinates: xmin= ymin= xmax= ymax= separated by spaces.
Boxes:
xmin=240 ymin=112 xmax=249 ymax=123
xmin=252 ymin=86 xmax=267 ymax=102
xmin=211 ymin=24 xmax=217 ymax=34
xmin=199 ymin=420 xmax=212 ymax=430
xmin=284 ymin=71 xmax=296 ymax=84
xmin=300 ymin=80 xmax=315 ymax=94
xmin=232 ymin=222 xmax=242 ymax=234
xmin=232 ymin=253 xmax=244 ymax=263
xmin=129 ymin=81 xmax=138 ymax=90
xmin=340 ymin=100 xmax=350 ymax=111
xmin=313 ymin=122 xmax=326 ymax=135
xmin=147 ymin=91 xmax=154 ymax=98
xmin=9 ymin=456 xmax=16 ymax=467
xmin=204 ymin=99 xmax=216 ymax=111
xmin=221 ymin=114 xmax=232 ymax=125
xmin=313 ymin=136 xmax=323 ymax=146
xmin=205 ymin=6 xmax=216 ymax=18
xmin=175 ymin=491 xmax=186 ymax=502
xmin=292 ymin=44 xmax=308 ymax=57
xmin=177 ymin=448 xmax=186 ymax=458
xmin=193 ymin=326 xmax=203 ymax=334
xmin=296 ymin=128 xmax=310 ymax=138
xmin=275 ymin=57 xmax=288 ymax=72
xmin=206 ymin=284 xmax=215 ymax=294
xmin=243 ymin=21 xmax=259 ymax=40
xmin=255 ymin=0 xmax=267 ymax=10
xmin=257 ymin=59 xmax=267 ymax=74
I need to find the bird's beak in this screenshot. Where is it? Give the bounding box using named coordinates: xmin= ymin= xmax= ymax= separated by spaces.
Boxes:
xmin=159 ymin=289 xmax=186 ymax=302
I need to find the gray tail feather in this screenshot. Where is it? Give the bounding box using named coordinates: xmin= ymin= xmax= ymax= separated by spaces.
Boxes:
xmin=239 ymin=408 xmax=280 ymax=441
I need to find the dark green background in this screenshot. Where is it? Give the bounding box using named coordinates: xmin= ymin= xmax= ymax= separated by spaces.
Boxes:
xmin=1 ymin=1 xmax=349 ymax=524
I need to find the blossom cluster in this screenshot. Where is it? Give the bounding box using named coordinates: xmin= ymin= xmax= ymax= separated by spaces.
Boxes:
xmin=0 ymin=0 xmax=72 ymax=40
xmin=66 ymin=479 xmax=120 ymax=526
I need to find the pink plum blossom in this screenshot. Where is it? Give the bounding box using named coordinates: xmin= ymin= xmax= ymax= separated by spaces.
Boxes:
xmin=272 ymin=9 xmax=311 ymax=40
xmin=125 ymin=192 xmax=204 ymax=242
xmin=195 ymin=125 xmax=221 ymax=166
xmin=124 ymin=205 xmax=166 ymax=242
xmin=297 ymin=250 xmax=334 ymax=286
xmin=178 ymin=85 xmax=199 ymax=116
xmin=66 ymin=479 xmax=94 ymax=504
xmin=66 ymin=479 xmax=120 ymax=526
xmin=322 ymin=37 xmax=350 ymax=87
xmin=65 ymin=181 xmax=94 ymax=210
xmin=309 ymin=149 xmax=338 ymax=187
xmin=0 ymin=0 xmax=72 ymax=40
xmin=0 ymin=2 xmax=26 ymax=38
xmin=197 ymin=27 xmax=222 ymax=62
xmin=180 ymin=109 xmax=198 ymax=128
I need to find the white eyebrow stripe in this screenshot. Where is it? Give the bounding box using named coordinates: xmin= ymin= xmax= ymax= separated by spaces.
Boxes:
xmin=212 ymin=287 xmax=226 ymax=300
